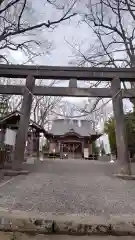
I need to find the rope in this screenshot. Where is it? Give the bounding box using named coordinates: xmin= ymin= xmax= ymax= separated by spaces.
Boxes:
xmin=22 ymin=74 xmax=123 ymax=119
xmin=50 ymin=89 xmax=122 ymax=118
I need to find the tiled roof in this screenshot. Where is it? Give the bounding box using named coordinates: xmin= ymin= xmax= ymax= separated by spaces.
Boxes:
xmin=0 ymin=110 xmax=48 ymax=134
xmin=49 ymin=119 xmax=99 ymax=137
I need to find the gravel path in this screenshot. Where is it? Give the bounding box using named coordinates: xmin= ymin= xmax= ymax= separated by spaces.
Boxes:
xmin=0 ymin=159 xmax=135 ymax=215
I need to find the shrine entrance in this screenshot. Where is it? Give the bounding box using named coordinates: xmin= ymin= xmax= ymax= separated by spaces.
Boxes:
xmin=60 ymin=142 xmax=82 ymax=159
xmin=0 ymin=64 xmax=134 ymax=174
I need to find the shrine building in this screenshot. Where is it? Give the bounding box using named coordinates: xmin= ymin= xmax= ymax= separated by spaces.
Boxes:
xmin=47 ymin=119 xmax=102 ymax=159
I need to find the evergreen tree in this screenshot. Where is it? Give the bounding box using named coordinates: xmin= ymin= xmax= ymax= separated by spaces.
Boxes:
xmin=104 ymin=112 xmax=135 ymax=156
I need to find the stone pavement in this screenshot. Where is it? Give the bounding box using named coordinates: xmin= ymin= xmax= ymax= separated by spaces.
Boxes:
xmin=0 ymin=233 xmax=134 ymax=240
xmin=0 ymin=159 xmax=135 ymax=215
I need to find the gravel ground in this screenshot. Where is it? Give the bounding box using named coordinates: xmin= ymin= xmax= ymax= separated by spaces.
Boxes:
xmin=0 ymin=159 xmax=135 ymax=215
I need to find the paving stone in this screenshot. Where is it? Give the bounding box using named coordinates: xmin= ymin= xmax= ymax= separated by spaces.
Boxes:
xmin=113 ymin=174 xmax=135 ymax=180
xmin=0 ymin=208 xmax=135 ymax=236
xmin=0 ymin=232 xmax=135 ymax=239
xmin=2 ymin=170 xmax=29 ymax=176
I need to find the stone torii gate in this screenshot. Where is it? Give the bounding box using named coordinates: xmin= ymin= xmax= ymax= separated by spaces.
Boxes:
xmin=0 ymin=64 xmax=135 ymax=174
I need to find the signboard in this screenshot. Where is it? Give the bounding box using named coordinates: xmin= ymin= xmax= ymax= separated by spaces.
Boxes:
xmin=84 ymin=148 xmax=89 ymax=158
xmin=4 ymin=128 xmax=16 ymax=146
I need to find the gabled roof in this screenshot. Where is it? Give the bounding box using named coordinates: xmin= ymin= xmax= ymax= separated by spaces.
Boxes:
xmin=0 ymin=110 xmax=20 ymax=124
xmin=49 ymin=119 xmax=101 ymax=138
xmin=0 ymin=110 xmax=50 ymax=136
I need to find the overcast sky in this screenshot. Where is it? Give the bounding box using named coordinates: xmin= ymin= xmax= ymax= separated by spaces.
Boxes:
xmin=12 ymin=2 xmax=91 ymax=66
xmin=10 ymin=1 xmax=92 ymax=103
xmin=10 ymin=0 xmax=132 ymax=111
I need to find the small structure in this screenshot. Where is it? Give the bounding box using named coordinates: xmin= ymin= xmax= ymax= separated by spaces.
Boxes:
xmin=0 ymin=111 xmax=48 ymax=164
xmin=47 ymin=119 xmax=102 ymax=159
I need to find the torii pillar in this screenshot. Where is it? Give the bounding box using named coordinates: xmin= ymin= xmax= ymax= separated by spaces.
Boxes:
xmin=69 ymin=78 xmax=77 ymax=88
xmin=13 ymin=75 xmax=35 ymax=170
xmin=111 ymin=76 xmax=131 ymax=175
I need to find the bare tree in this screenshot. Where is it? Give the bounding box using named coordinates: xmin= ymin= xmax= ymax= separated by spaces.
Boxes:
xmin=69 ymin=0 xmax=135 ymax=70
xmin=83 ymin=0 xmax=135 ymax=67
xmin=68 ymin=42 xmax=110 ymax=120
xmin=0 ymin=0 xmax=77 ymax=122
xmin=67 ymin=0 xmax=135 ymax=119
xmin=0 ymin=0 xmax=77 ymax=63
xmin=32 ymin=95 xmax=61 ymax=127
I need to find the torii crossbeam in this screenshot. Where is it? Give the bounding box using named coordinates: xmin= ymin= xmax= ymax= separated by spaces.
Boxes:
xmin=0 ymin=64 xmax=134 ymax=174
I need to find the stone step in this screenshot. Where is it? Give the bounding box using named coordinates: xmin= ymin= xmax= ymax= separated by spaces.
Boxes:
xmin=0 ymin=208 xmax=135 ymax=236
xmin=0 ymin=232 xmax=134 ymax=240
xmin=1 ymin=169 xmax=29 ymax=176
